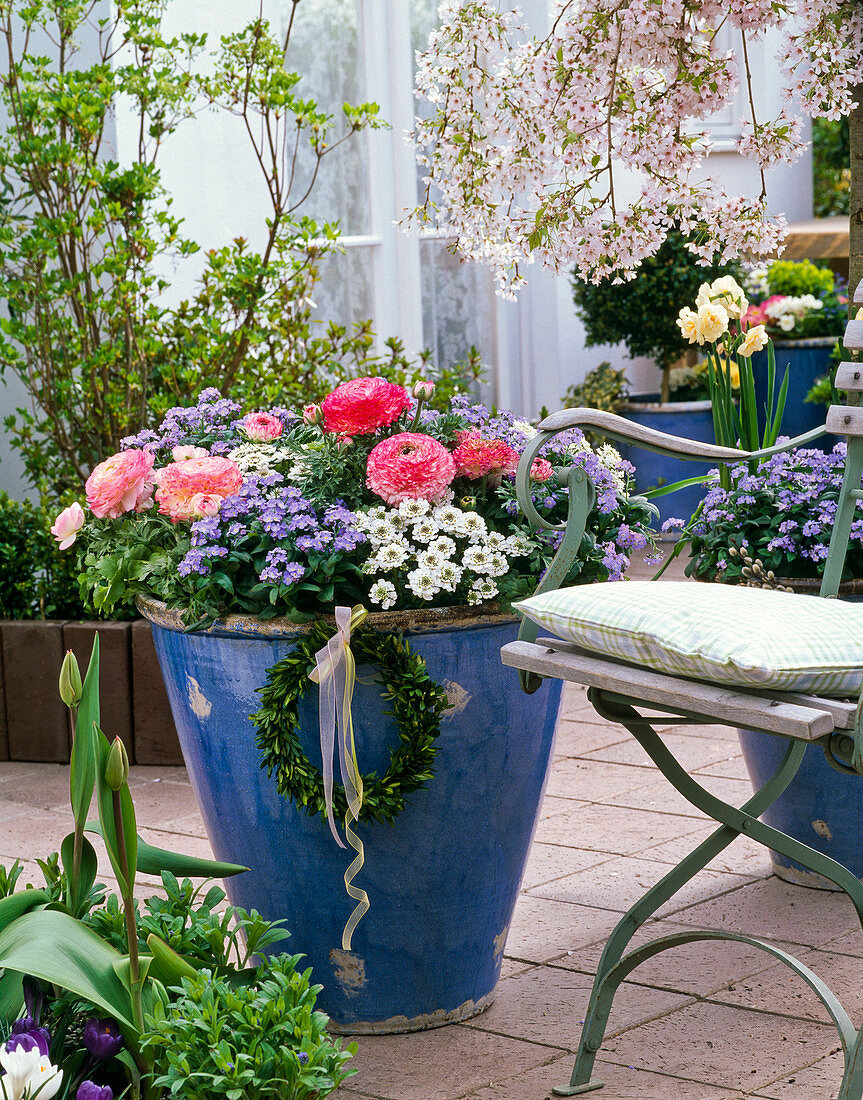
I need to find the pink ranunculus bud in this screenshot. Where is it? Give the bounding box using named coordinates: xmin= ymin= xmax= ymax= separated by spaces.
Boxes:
xmin=172 ymin=445 xmax=209 ymax=462
xmin=50 ymin=502 xmax=85 ymax=550
xmin=303 ymin=404 xmax=324 ymax=426
xmin=412 ymin=379 xmax=435 ymax=401
xmin=530 ymin=458 xmax=554 ymax=482
xmin=188 ymin=492 xmax=224 ymax=518
xmin=242 ymin=412 xmax=284 ymax=443
xmin=86 ymin=449 xmax=156 ymax=519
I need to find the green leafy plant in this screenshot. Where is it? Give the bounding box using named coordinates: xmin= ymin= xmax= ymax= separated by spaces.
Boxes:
xmin=141 ymin=957 xmax=356 ymax=1100
xmin=0 ymin=0 xmax=385 ymax=499
xmin=763 ymin=259 xmax=836 ymax=300
xmin=572 ymin=231 xmax=739 ymax=403
xmin=813 ymin=116 xmax=850 ymax=217
xmin=0 ymin=494 xmax=90 ymax=620
xmin=562 ymin=362 xmax=628 ymax=415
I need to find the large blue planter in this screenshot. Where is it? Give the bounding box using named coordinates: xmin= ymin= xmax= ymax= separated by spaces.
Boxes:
xmin=752 ymin=337 xmax=837 ymax=446
xmin=139 ymin=599 xmax=562 ymax=1032
xmin=618 ymin=400 xmax=716 ymax=528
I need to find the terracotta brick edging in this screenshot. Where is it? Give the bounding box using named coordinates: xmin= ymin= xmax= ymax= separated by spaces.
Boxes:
xmin=0 ymin=619 xmax=181 ymax=765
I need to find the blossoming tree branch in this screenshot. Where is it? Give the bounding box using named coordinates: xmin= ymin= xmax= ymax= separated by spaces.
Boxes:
xmin=410 ymin=1 xmax=862 ymax=292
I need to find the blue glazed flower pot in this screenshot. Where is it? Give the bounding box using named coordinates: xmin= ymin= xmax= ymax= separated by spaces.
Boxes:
xmin=139 ymin=599 xmax=562 ymax=1032
xmin=737 ymin=727 xmax=863 ymax=888
xmin=618 ymin=400 xmax=716 ymax=527
xmin=751 ymin=337 xmax=837 ymax=446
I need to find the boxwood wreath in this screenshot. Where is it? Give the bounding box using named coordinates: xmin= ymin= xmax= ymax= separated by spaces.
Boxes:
xmin=253 ymin=623 xmax=453 ymax=825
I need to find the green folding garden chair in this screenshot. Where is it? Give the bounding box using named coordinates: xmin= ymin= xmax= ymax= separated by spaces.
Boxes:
xmin=502 ymin=282 xmax=863 ymax=1098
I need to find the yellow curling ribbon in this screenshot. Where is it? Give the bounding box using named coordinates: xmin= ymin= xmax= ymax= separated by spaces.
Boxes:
xmin=309 ymin=604 xmax=370 ymax=950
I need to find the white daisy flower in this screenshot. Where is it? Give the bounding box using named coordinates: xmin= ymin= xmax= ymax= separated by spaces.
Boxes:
xmin=504 ymin=533 xmax=531 ymax=557
xmin=484 ymin=531 xmax=506 ymax=550
xmin=366 ymin=517 xmax=399 ymax=546
xmin=436 ymin=561 xmax=463 ymax=592
xmin=462 ymin=545 xmax=493 ymax=573
xmin=407 ymin=568 xmax=440 ymax=600
xmin=470 ymin=577 xmax=498 ymax=601
xmin=459 ymin=512 xmax=487 ymax=541
xmin=375 ymin=539 xmax=411 ymax=570
xmin=411 ymin=516 xmax=440 ymax=543
xmin=417 ymin=548 xmax=446 ymax=573
xmin=430 ymin=535 xmax=457 ymax=557
xmin=488 ymin=552 xmax=509 ymax=577
xmin=362 ymin=557 xmax=381 ymax=574
xmin=399 ymin=499 xmax=430 ymax=520
xmin=432 ymin=504 xmax=464 ymax=531
xmin=512 ymin=417 xmax=538 ymax=439
xmin=369 ymin=579 xmax=397 ymax=610
xmin=227 ymin=443 xmax=291 ymax=476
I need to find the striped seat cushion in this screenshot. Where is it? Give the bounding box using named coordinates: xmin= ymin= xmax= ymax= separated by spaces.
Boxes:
xmin=515 ymin=581 xmax=863 ymax=697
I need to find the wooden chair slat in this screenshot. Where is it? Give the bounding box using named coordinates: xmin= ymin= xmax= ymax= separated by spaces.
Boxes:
xmin=826 ymin=405 xmax=863 ymax=436
xmin=844 ymin=317 xmax=863 ymax=351
xmin=833 ymin=362 xmax=863 ymax=392
xmin=501 ymin=639 xmax=834 ymax=740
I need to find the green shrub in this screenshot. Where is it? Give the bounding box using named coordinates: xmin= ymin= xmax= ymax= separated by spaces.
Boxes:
xmin=0 ymin=493 xmax=89 ymax=619
xmin=562 ymin=362 xmax=628 ymax=415
xmin=142 ymin=956 xmax=356 ymax=1100
xmin=813 ymin=117 xmax=850 ymax=217
xmin=765 ymin=259 xmax=836 ymax=300
xmin=572 ymin=231 xmax=738 ymax=402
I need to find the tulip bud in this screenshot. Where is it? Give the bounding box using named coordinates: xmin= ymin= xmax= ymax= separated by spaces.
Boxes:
xmin=104 ymin=737 xmax=129 ymax=791
xmin=412 ymin=379 xmax=435 ymax=402
xmin=302 ymin=404 xmax=323 ymax=426
xmin=59 ymin=650 xmax=83 ymax=707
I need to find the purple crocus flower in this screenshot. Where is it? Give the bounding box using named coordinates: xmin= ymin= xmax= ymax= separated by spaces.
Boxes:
xmin=77 ymin=1083 xmax=113 ymax=1100
xmin=83 ymin=1018 xmax=124 ymax=1060
xmin=4 ymin=1027 xmax=50 ymax=1057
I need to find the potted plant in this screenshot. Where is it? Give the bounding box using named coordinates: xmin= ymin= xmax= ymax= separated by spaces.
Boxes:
xmin=58 ymin=379 xmax=656 ymax=1033
xmin=677 ymin=444 xmax=863 ymax=887
xmin=0 ymin=643 xmax=356 ymax=1100
xmin=572 ymin=231 xmax=741 ymax=521
xmin=741 ymin=259 xmax=848 ymax=443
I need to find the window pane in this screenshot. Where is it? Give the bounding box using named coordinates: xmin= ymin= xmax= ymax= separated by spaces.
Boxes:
xmin=276 ymin=0 xmax=372 ymax=236
xmin=311 ymin=247 xmax=375 ymax=329
xmin=419 ymin=239 xmax=497 ymax=380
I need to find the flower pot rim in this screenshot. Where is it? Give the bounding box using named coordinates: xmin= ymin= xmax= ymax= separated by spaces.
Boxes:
xmin=622 ymin=399 xmax=714 ymax=413
xmin=137 ymin=595 xmax=518 ymax=639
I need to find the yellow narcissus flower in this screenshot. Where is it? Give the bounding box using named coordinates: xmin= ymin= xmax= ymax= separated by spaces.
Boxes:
xmin=696 ymin=301 xmax=729 ymax=343
xmin=696 ymin=275 xmax=749 ymax=319
xmin=676 ymin=306 xmax=701 ymax=344
xmin=738 ymin=324 xmax=769 ymax=357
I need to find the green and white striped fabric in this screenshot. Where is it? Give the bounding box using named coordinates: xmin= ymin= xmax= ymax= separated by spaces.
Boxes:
xmin=515 ymin=581 xmax=863 ymax=697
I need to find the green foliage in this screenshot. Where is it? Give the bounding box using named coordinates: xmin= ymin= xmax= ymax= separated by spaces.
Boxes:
xmin=141 ymin=956 xmax=357 ymax=1100
xmin=572 ymin=231 xmax=739 ymax=373
xmin=0 ymin=1 xmax=387 ymax=498
xmin=0 ymin=493 xmax=89 ymax=619
xmin=765 ymin=259 xmax=836 ymax=299
xmin=813 ymin=117 xmax=850 ymax=217
xmin=562 ymin=362 xmax=628 ymax=414
xmin=255 ymin=626 xmax=451 ymax=825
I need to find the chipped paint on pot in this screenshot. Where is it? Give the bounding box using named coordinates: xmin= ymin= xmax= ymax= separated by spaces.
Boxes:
xmin=139 ymin=597 xmax=562 ymax=1031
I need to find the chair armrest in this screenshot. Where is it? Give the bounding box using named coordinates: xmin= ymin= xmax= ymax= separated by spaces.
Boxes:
xmin=538 ymin=408 xmax=828 ymax=462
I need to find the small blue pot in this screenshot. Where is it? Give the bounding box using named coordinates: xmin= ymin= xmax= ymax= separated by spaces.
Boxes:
xmin=618 ymin=400 xmax=716 ymax=528
xmin=140 ymin=599 xmax=562 ymax=1032
xmin=751 ymin=337 xmax=837 ymax=446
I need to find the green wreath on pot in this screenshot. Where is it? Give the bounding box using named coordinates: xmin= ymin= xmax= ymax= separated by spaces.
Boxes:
xmin=253 ymin=623 xmax=453 ymax=826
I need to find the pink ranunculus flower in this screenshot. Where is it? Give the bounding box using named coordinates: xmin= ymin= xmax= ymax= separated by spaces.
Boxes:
xmin=187 ymin=493 xmax=224 ymax=518
xmin=366 ymin=432 xmax=456 ymax=505
xmin=452 ymin=434 xmax=519 ymax=482
xmin=242 ymin=412 xmax=283 ymax=442
xmin=85 ymin=449 xmax=156 ymax=519
xmin=155 ymin=457 xmax=243 ymax=523
xmin=50 ymin=502 xmax=85 ymax=550
xmin=530 ymin=458 xmax=554 ymax=482
xmin=322 ymin=377 xmax=410 ymax=436
xmin=172 ymin=445 xmax=209 ymax=462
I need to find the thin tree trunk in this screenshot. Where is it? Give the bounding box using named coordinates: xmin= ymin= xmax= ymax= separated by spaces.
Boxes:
xmin=849 ymin=84 xmax=863 ymax=307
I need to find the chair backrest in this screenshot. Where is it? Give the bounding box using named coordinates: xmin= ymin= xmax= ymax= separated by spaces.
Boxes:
xmin=820 ymin=281 xmax=863 ymax=598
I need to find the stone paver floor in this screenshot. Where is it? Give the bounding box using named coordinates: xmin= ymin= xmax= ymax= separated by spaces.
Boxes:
xmin=0 ymin=683 xmax=857 ymax=1100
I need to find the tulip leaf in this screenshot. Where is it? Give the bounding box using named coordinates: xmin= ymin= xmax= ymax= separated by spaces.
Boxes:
xmin=84 ymin=821 xmax=247 ymax=879
xmin=0 ymin=889 xmax=50 ymax=932
xmin=95 ymin=727 xmax=138 ymax=896
xmin=146 ymin=934 xmax=200 ymax=987
xmin=0 ymin=971 xmax=24 ymax=1025
xmin=60 ymin=832 xmax=98 ymax=917
xmin=70 ymin=636 xmax=100 ymax=829
xmin=0 ymin=910 xmax=135 ymax=1027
